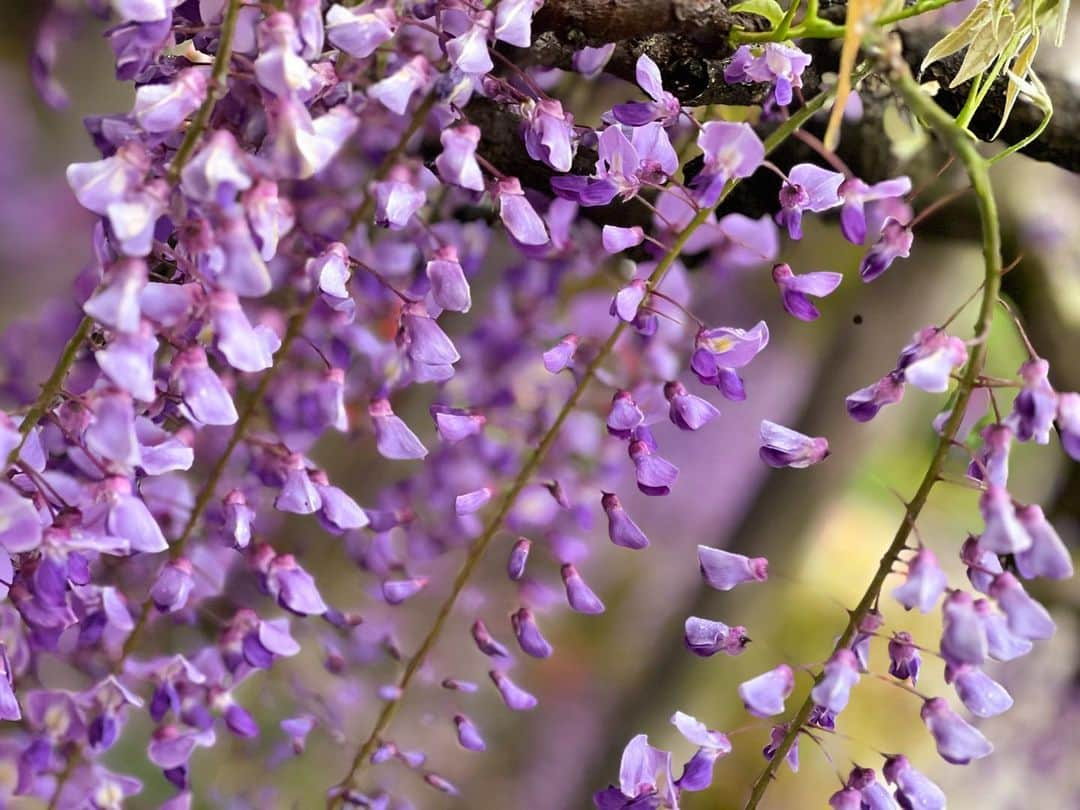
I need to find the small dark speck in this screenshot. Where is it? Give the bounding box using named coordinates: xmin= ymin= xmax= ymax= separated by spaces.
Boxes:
xmin=853 ymin=314 xmax=864 ymax=325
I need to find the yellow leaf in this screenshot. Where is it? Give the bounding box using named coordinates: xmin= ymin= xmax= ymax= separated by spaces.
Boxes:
xmin=824 ymin=0 xmax=883 ymax=151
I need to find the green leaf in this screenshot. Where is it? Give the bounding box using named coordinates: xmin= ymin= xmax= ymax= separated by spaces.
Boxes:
xmin=993 ymin=31 xmax=1039 ymax=137
xmin=730 ymin=0 xmax=787 ymax=26
xmin=921 ymin=1 xmax=992 ymax=71
xmin=951 ymin=11 xmax=1015 ymax=87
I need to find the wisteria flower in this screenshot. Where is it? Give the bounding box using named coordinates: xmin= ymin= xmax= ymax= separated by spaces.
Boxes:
xmin=771 ymin=263 xmax=843 ymax=321
xmin=724 ymin=43 xmax=812 ymax=106
xmin=759 ymin=420 xmax=829 ymax=468
xmin=775 ymin=164 xmax=844 ymax=240
xmin=611 ymin=54 xmax=682 ymax=126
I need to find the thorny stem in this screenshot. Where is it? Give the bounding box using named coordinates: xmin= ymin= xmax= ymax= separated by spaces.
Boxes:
xmin=329 ymin=84 xmax=844 ymax=808
xmin=742 ymin=50 xmax=1003 ymax=810
xmin=166 ymin=0 xmax=242 ymax=183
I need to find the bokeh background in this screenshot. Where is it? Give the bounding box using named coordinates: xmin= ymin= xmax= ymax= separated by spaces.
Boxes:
xmin=0 ymin=3 xmax=1078 ymax=808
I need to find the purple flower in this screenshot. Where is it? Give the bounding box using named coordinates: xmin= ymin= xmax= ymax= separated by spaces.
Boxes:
xmin=811 ymin=649 xmax=860 ymax=714
xmin=897 ymin=327 xmax=967 ymax=393
xmin=771 ymin=263 xmax=842 ymax=321
xmin=692 ymin=121 xmax=765 ymax=207
xmin=150 ymin=558 xmax=194 ymax=613
xmin=511 ymin=607 xmax=553 ymax=659
xmin=610 ymin=279 xmax=648 ymax=323
xmin=602 ymin=492 xmax=649 ymax=550
xmin=888 ymin=631 xmax=921 ymax=684
xmin=860 ymin=218 xmax=913 ymax=282
xmin=724 ymin=43 xmax=811 ymax=106
xmin=494 ymin=177 xmax=549 ymax=245
xmin=382 ymin=577 xmax=428 ymax=605
xmin=698 ymin=546 xmax=767 ymax=591
xmin=101 ymin=476 xmax=168 ymax=553
xmin=883 ymin=755 xmax=945 ymax=810
xmin=374 ymin=178 xmax=426 ymax=230
xmin=274 ymin=456 xmax=321 ymax=515
xmin=454 ymin=713 xmax=486 ymax=752
xmin=829 ymin=788 xmax=862 ymax=810
xmin=1007 ymin=358 xmax=1057 ymax=444
xmin=738 ymin=664 xmax=794 ymax=717
xmin=172 ymin=347 xmax=238 ymax=426
xmin=611 ymin=54 xmax=682 ymax=126
xmin=602 ymin=226 xmax=646 ymax=254
xmin=762 ymin=723 xmax=799 ymax=773
xmin=523 ymin=98 xmax=575 ymax=172
xmin=683 ymin=616 xmax=749 ymax=657
xmin=989 ymin=572 xmax=1056 ymax=640
xmin=369 ymin=398 xmax=428 ymax=460
xmin=775 ymin=164 xmax=844 ymax=240
xmin=691 ymin=320 xmax=769 ymax=395
xmin=759 ymin=420 xmax=829 ymax=468
xmin=267 ymin=555 xmax=328 ymax=616
xmin=455 ymin=487 xmax=493 ymax=516
xmin=494 ymin=0 xmax=541 ymax=46
xmin=1057 ymin=391 xmax=1080 ymax=460
xmin=628 ymin=440 xmax=679 ymax=496
xmin=180 ymin=130 xmax=253 ymax=206
xmin=489 ymin=670 xmax=537 ymax=711
xmin=846 ymin=372 xmax=905 ymax=422
xmin=1015 ymin=504 xmax=1074 ymax=579
xmin=969 ymin=423 xmax=1012 ymax=486
xmin=946 ymin=664 xmax=1013 ymax=718
xmin=607 ymin=390 xmax=645 ymax=438
xmin=553 ymin=123 xmax=677 ymax=207
xmin=436 ymin=125 xmax=485 ymax=192
xmin=940 ymin=590 xmax=988 ymax=667
xmin=133 ymin=67 xmax=207 ymax=133
xmin=471 ymin=619 xmax=510 ymax=658
xmin=446 ymin=14 xmax=494 ymax=75
xmin=892 ymin=547 xmax=948 ymax=613
xmin=920 ymin=697 xmax=992 ymax=764
xmin=977 ymin=485 xmax=1032 ymax=554
xmin=664 ymin=381 xmax=719 ymax=431
xmin=66 ymin=142 xmax=148 ymax=217
xmin=84 ymin=258 xmax=147 ymax=334
xmin=507 ymin=537 xmax=531 ymax=581
xmin=369 ymin=56 xmax=430 ymax=116
xmin=431 ymin=404 xmax=485 ymax=444
xmin=839 ymin=175 xmax=912 ymax=244
xmin=426 ymin=246 xmax=472 ymax=313
xmin=325 ymin=3 xmax=397 ymax=58
xmin=0 ymin=482 xmax=42 ymax=554
xmin=975 ymin=598 xmax=1033 ymax=661
xmin=612 ymin=734 xmax=676 ymax=807
xmin=561 ymin=564 xmax=605 ymax=614
xmin=543 ymin=334 xmax=579 ymax=373
xmin=671 ymin=711 xmax=731 ymax=791
xmin=210 ymin=291 xmax=276 ymax=373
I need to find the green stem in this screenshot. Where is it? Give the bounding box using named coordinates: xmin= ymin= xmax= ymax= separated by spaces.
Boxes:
xmin=742 ymin=55 xmax=1002 ymax=810
xmin=775 ymin=0 xmax=803 ymax=40
xmin=328 ymin=85 xmax=840 ymax=809
xmin=5 ymin=316 xmax=93 ymax=469
xmin=732 ymin=0 xmax=965 ymax=43
xmin=165 ymin=0 xmax=242 ymax=183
